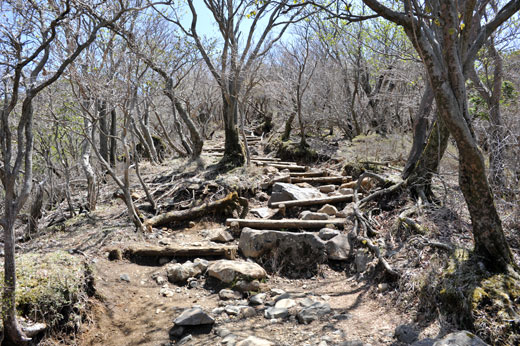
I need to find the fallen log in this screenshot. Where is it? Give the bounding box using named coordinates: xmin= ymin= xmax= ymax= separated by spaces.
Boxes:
xmin=144 ymin=192 xmax=245 ymax=230
xmin=123 ymin=244 xmax=238 ymax=260
xmin=289 ymin=171 xmax=327 ymax=177
xmin=290 ymin=176 xmax=348 ymax=184
xmin=269 ymin=194 xmax=353 ymax=208
xmin=225 ymin=218 xmax=346 ymax=229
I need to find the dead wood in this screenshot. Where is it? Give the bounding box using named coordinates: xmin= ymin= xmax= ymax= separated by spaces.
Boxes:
xmin=225 ymin=218 xmax=346 ymax=229
xmin=122 ymin=244 xmax=238 ymax=260
xmin=290 ymin=176 xmax=348 ymax=184
xmin=269 ymin=194 xmax=353 ymax=208
xmin=260 ymin=163 xmax=307 ymax=171
xmin=144 ymin=192 xmax=244 ymax=230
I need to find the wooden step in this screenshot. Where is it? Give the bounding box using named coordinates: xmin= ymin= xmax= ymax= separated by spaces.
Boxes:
xmin=261 ymin=163 xmax=307 ymax=171
xmin=123 ymin=244 xmax=238 ymax=260
xmin=289 ymin=171 xmax=327 ymax=177
xmin=269 ymin=194 xmax=353 ymax=208
xmin=290 ymin=176 xmax=348 ymax=184
xmin=226 ymin=218 xmax=346 ymax=229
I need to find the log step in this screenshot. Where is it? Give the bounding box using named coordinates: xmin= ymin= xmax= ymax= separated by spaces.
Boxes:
xmin=289 ymin=171 xmax=327 ymax=177
xmin=290 ymin=176 xmax=348 ymax=184
xmin=123 ymin=244 xmax=238 ymax=260
xmin=269 ymin=194 xmax=353 ymax=208
xmin=262 ymin=163 xmax=307 ymax=171
xmin=226 ymin=218 xmax=346 ymax=229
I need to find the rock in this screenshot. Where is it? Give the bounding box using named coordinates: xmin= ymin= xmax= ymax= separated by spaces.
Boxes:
xmin=236 ymin=336 xmax=274 ymax=346
xmin=215 ymin=326 xmax=232 ymax=337
xmin=208 ymin=260 xmax=267 ymax=283
xmin=338 ymin=188 xmax=354 ymax=195
xmin=158 ymin=257 xmax=172 ymax=265
xmin=212 ymin=307 xmax=225 ymax=315
xmin=166 ymin=261 xmax=203 ymax=283
xmin=300 ymin=211 xmax=329 ymax=220
xmin=256 ymin=191 xmax=269 ymax=202
xmin=274 ymin=298 xmax=296 ymax=309
xmin=263 ymin=166 xmax=279 ymax=175
xmin=174 ymin=307 xmax=214 ymax=326
xmin=412 ymin=339 xmax=436 ymax=346
xmin=177 ymin=334 xmax=193 ymax=345
xmin=239 ymin=228 xmax=327 ymax=267
xmin=355 ymin=249 xmax=370 ymax=272
xmin=361 ymin=177 xmax=375 ymax=191
xmin=264 ymin=307 xmax=289 ymax=319
xmin=224 ymin=305 xmax=242 ymax=316
xmin=219 ymin=289 xmax=243 ymax=300
xmin=211 ymin=229 xmax=234 ymax=243
xmin=432 ymin=331 xmax=488 ymax=346
xmin=319 ymin=185 xmax=336 ymax=193
xmin=339 ymin=341 xmax=364 ymax=346
xmin=341 ymin=181 xmax=357 ymax=189
xmin=319 ymin=228 xmax=340 ymax=240
xmin=241 ymin=306 xmax=256 ymax=318
xmin=273 ymin=292 xmax=291 ymax=302
xmin=268 ymin=182 xmax=325 ymax=206
xmin=377 ymin=283 xmax=388 ymax=292
xmin=335 ymin=211 xmax=348 ymax=218
xmin=120 ymin=274 xmax=130 ymax=282
xmin=296 ymin=301 xmax=331 ymax=324
xmin=325 ymin=234 xmax=351 ymax=260
xmin=223 ymin=334 xmax=238 ymax=344
xmin=318 ymin=204 xmax=338 ymax=216
xmin=250 ymin=293 xmax=266 ymax=305
xmin=160 ymin=287 xmax=175 ymax=297
xmin=394 ymin=324 xmax=419 ymax=344
xmin=271 ymin=288 xmax=285 ymax=296
xmin=22 ymin=322 xmax=47 ymax=337
xmin=194 ymin=258 xmax=209 ymax=271
xmin=169 ymin=325 xmax=184 ymax=337
xmin=235 ymin=279 xmax=261 ymax=292
xmin=250 ymin=207 xmax=277 ymax=219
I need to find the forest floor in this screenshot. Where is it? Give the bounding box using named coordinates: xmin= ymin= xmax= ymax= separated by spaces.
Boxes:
xmin=13 ymin=131 xmax=520 ymax=346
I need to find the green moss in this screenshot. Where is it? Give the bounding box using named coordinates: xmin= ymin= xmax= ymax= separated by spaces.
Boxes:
xmin=276 ymin=140 xmax=318 ymax=162
xmin=437 ymin=249 xmax=520 ymax=344
xmin=0 ymin=251 xmax=92 ymax=331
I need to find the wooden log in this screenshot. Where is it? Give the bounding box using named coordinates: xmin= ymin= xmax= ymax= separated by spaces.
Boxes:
xmin=262 ymin=163 xmax=307 ymax=171
xmin=144 ymin=192 xmax=244 ymax=229
xmin=124 ymin=244 xmax=238 ymax=260
xmin=225 ymin=218 xmax=346 ymax=229
xmin=290 ymin=176 xmax=348 ymax=184
xmin=289 ymin=171 xmax=327 ymax=177
xmin=269 ymin=194 xmax=354 ymax=208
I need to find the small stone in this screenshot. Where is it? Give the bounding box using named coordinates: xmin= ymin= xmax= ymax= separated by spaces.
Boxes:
xmin=212 ymin=307 xmax=225 ymax=315
xmin=377 ymin=283 xmax=388 ymax=292
xmin=355 ymin=249 xmax=370 ymax=273
xmin=338 ymin=188 xmax=354 ymax=195
xmin=241 ymin=306 xmax=256 ymax=318
xmin=394 ymin=324 xmax=419 ymax=344
xmin=274 ymin=298 xmax=296 ymax=309
xmin=188 ymin=221 xmax=196 ymax=228
xmin=120 ymin=274 xmax=130 ymax=282
xmin=236 ymin=279 xmax=261 ymax=292
xmin=215 ymin=326 xmax=232 ymax=337
xmin=271 ymin=288 xmax=285 ymax=296
xmin=174 ymin=307 xmax=215 ymax=326
xmin=319 ymin=185 xmax=336 ymax=193
xmin=264 ymin=307 xmax=289 ymax=319
xmin=211 ymin=229 xmax=234 ymax=243
xmin=155 ymin=276 xmax=166 ymax=285
xmin=318 ymin=204 xmax=338 ymax=216
xmin=250 ymin=293 xmax=266 ymax=305
xmin=273 ymin=292 xmax=291 ymax=302
xmin=219 ymin=289 xmax=243 ymax=300
xmin=225 ymin=305 xmax=241 ymax=316
xmin=236 ymin=336 xmax=274 ymax=346
xmin=208 ymin=260 xmax=267 ymax=284
xmin=160 ymin=287 xmax=175 ymax=297
xmin=319 ymin=228 xmax=340 ymax=240
xmin=223 ymin=334 xmax=238 ymax=344
xmin=412 ymin=339 xmax=436 ymax=346
xmin=177 ymin=334 xmax=193 ymax=345
xmin=297 ymin=301 xmax=331 ymax=324
xmin=300 ymin=211 xmax=329 ymax=220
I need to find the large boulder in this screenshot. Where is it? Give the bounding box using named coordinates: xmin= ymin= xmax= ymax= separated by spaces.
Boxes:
xmin=239 ymin=228 xmax=327 ymax=267
xmin=208 ymin=260 xmax=267 ymax=284
xmin=268 ymin=182 xmax=325 ymax=206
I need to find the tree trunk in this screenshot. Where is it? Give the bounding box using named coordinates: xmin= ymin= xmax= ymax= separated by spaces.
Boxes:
xmin=138 ymin=101 xmax=159 ymax=163
xmin=110 ymin=108 xmax=117 ymax=167
xmin=174 ymin=99 xmax=203 ymax=158
xmin=282 ymin=112 xmax=296 ymax=141
xmin=80 ymin=117 xmax=97 ymax=211
xmin=98 ymin=99 xmax=109 ymax=163
xmin=406 ymin=115 xmax=450 ymax=202
xmin=220 ymin=92 xmax=244 ymax=167
xmin=27 ymin=181 xmax=44 ymax=236
xmin=403 ymin=82 xmax=435 ymax=179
